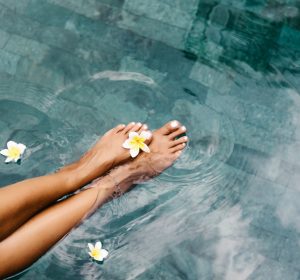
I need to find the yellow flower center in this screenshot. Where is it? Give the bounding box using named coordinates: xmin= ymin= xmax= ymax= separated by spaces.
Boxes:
xmin=91 ymin=248 xmax=101 ymax=258
xmin=130 ymin=136 xmax=145 ymax=149
xmin=8 ymin=147 xmax=21 ymax=159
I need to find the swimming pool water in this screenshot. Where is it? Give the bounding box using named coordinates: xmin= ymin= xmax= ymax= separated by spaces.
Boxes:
xmin=0 ymin=0 xmax=300 ymax=279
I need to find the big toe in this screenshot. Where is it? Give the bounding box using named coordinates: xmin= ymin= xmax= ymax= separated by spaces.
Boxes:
xmin=156 ymin=120 xmax=184 ymax=135
xmin=114 ymin=124 xmax=126 ymax=133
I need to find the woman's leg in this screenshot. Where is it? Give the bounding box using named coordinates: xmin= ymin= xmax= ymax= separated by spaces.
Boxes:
xmin=0 ymin=121 xmax=188 ymax=278
xmin=0 ymin=122 xmax=149 ymax=241
xmin=0 ymin=171 xmax=125 ymax=279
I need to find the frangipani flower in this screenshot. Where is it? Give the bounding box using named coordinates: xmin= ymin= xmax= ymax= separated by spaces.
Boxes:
xmin=122 ymin=131 xmax=151 ymax=158
xmin=88 ymin=241 xmax=108 ymax=262
xmin=0 ymin=141 xmax=26 ymax=163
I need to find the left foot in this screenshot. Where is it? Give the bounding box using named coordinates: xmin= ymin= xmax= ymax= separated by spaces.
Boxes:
xmin=61 ymin=122 xmax=152 ymax=187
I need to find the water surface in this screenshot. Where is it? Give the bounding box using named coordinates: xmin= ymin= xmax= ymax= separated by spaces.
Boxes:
xmin=0 ymin=0 xmax=300 ymax=279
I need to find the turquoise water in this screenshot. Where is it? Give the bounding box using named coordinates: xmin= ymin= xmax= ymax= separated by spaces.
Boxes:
xmin=0 ymin=0 xmax=300 ymax=279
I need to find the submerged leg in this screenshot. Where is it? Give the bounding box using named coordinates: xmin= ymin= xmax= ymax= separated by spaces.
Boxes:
xmin=0 ymin=123 xmax=150 ymax=241
xmin=0 ymin=121 xmax=188 ymax=278
xmin=0 ymin=170 xmax=124 ymax=279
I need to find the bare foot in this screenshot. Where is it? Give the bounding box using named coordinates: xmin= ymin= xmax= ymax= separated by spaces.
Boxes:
xmin=101 ymin=121 xmax=188 ymax=194
xmin=130 ymin=120 xmax=188 ymax=180
xmin=82 ymin=122 xmax=151 ymax=165
xmin=61 ymin=122 xmax=152 ymax=186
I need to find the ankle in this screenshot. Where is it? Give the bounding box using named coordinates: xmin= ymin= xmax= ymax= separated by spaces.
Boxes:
xmin=87 ymin=165 xmax=131 ymax=198
xmin=59 ymin=156 xmax=112 ymax=189
xmin=109 ymin=164 xmax=137 ymax=187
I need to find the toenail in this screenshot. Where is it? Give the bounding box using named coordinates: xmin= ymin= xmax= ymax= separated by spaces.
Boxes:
xmin=170 ymin=120 xmax=178 ymax=128
xmin=136 ymin=122 xmax=142 ymax=126
xmin=142 ymin=131 xmax=152 ymax=139
xmin=181 ymin=126 xmax=186 ymax=131
xmin=131 ymin=122 xmax=136 ymax=125
xmin=143 ymin=124 xmax=148 ymax=129
xmin=182 ymin=143 xmax=186 ymax=147
xmin=183 ymin=136 xmax=188 ymax=140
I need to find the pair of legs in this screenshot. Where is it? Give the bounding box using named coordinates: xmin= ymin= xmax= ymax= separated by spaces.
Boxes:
xmin=0 ymin=121 xmax=188 ymax=278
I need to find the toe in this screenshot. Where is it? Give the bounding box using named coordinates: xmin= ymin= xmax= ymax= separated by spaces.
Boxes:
xmin=169 ymin=136 xmax=188 ymax=148
xmin=138 ymin=124 xmax=148 ymax=134
xmin=170 ymin=143 xmax=186 ymax=153
xmin=156 ymin=120 xmax=182 ymax=135
xmin=130 ymin=122 xmax=143 ymax=132
xmin=115 ymin=124 xmax=126 ymax=133
xmin=123 ymin=122 xmax=136 ymax=133
xmin=168 ymin=125 xmax=186 ymax=140
xmin=174 ymin=150 xmax=183 ymax=159
xmin=142 ymin=130 xmax=152 ymax=145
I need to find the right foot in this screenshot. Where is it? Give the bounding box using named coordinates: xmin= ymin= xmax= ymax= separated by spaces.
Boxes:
xmin=132 ymin=120 xmax=188 ymax=180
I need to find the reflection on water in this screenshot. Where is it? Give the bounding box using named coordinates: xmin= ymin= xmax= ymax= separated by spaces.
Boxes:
xmin=0 ymin=0 xmax=300 ymax=279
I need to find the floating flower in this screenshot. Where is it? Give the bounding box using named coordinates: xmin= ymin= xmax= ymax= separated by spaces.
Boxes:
xmin=88 ymin=241 xmax=108 ymax=262
xmin=0 ymin=141 xmax=26 ymax=163
xmin=122 ymin=131 xmax=151 ymax=158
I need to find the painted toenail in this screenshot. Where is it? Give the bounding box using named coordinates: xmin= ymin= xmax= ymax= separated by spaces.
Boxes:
xmin=131 ymin=122 xmax=136 ymax=125
xmin=183 ymin=136 xmax=188 ymax=140
xmin=181 ymin=126 xmax=186 ymax=131
xmin=143 ymin=124 xmax=148 ymax=129
xmin=170 ymin=120 xmax=178 ymax=128
xmin=141 ymin=131 xmax=152 ymax=140
xmin=137 ymin=122 xmax=142 ymax=126
xmin=182 ymin=143 xmax=186 ymax=147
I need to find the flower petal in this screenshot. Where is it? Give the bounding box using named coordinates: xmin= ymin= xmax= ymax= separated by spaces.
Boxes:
xmin=18 ymin=144 xmax=26 ymax=155
xmin=129 ymin=131 xmax=139 ymax=139
xmin=130 ymin=148 xmax=139 ymax=158
xmin=5 ymin=157 xmax=13 ymax=163
xmin=88 ymin=243 xmax=94 ymax=252
xmin=7 ymin=141 xmax=18 ymax=149
xmin=140 ymin=143 xmax=150 ymax=153
xmin=88 ymin=252 xmax=94 ymax=258
xmin=101 ymin=249 xmax=109 ymax=259
xmin=94 ymin=255 xmax=103 ymax=262
xmin=0 ymin=149 xmax=9 ymax=156
xmin=140 ymin=131 xmax=152 ymax=140
xmin=122 ymin=139 xmax=131 ymax=149
xmin=13 ymin=156 xmax=20 ymax=162
xmin=95 ymin=241 xmax=102 ymax=249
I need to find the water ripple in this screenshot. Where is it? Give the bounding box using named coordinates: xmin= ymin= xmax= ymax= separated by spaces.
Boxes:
xmin=0 ymin=72 xmax=243 ymax=279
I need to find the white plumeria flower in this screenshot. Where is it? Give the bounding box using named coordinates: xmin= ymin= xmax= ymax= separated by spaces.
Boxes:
xmin=122 ymin=131 xmax=151 ymax=158
xmin=88 ymin=241 xmax=108 ymax=262
xmin=0 ymin=141 xmax=26 ymax=163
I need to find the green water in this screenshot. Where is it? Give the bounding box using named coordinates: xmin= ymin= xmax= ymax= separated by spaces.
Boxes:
xmin=0 ymin=0 xmax=300 ymax=279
